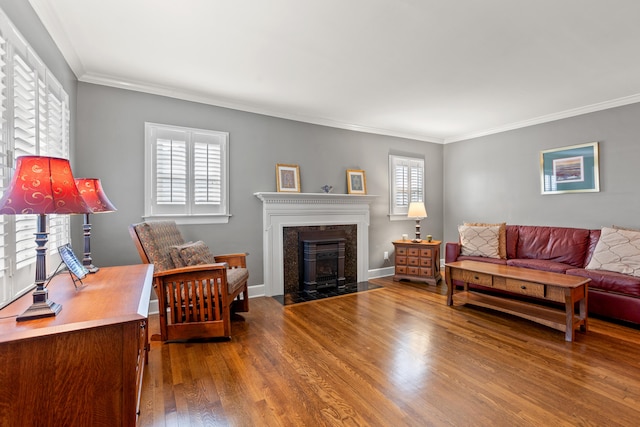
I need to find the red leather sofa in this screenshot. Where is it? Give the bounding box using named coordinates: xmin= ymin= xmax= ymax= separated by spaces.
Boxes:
xmin=446 ymin=225 xmax=640 ymax=325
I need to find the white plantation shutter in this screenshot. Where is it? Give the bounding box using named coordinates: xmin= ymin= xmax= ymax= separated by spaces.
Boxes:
xmin=12 ymin=52 xmax=37 ymax=270
xmin=0 ymin=9 xmax=71 ymax=308
xmin=0 ymin=32 xmax=7 ymax=299
xmin=156 ymin=137 xmax=187 ymax=204
xmin=389 ymin=155 xmax=424 ymax=217
xmin=145 ymin=123 xmax=229 ymax=223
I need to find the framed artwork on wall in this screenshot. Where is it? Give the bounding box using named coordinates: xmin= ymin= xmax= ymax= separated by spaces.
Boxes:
xmin=540 ymin=142 xmax=600 ymax=195
xmin=276 ymin=164 xmax=301 ymax=192
xmin=347 ymin=169 xmax=367 ymax=194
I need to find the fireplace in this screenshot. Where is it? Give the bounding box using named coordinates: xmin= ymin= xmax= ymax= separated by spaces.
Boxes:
xmin=300 ymin=230 xmax=346 ymax=292
xmin=254 ymin=192 xmax=377 ymax=296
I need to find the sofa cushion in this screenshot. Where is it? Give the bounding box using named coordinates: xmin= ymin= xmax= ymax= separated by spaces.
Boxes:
xmin=505 ymin=225 xmax=519 ymax=260
xmin=464 ymin=222 xmax=506 ymax=259
xmin=515 ymin=226 xmax=590 ymax=268
xmin=507 ymin=258 xmax=574 ymax=274
xmin=458 ymin=225 xmax=501 ymax=258
xmin=586 ymin=227 xmax=640 ymax=277
xmin=566 ymin=268 xmax=640 ymax=297
xmin=457 ymin=255 xmax=507 ymax=265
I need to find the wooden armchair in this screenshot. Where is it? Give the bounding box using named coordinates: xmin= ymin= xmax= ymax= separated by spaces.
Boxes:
xmin=129 ymin=221 xmax=249 ymax=341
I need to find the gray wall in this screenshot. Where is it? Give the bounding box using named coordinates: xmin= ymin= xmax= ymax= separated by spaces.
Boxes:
xmin=75 ymin=83 xmax=444 ymax=287
xmin=443 ymin=102 xmax=640 ymax=245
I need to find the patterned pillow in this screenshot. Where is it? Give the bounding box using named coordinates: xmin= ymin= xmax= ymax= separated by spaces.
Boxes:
xmin=169 ymin=241 xmax=194 ymax=268
xmin=178 ymin=240 xmax=217 ymax=266
xmin=464 ymin=222 xmax=506 ymax=259
xmin=458 ymin=225 xmax=501 ymax=259
xmin=586 ymin=227 xmax=640 ymax=277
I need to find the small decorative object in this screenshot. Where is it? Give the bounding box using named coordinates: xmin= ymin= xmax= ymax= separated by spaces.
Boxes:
xmin=276 ymin=164 xmax=301 ymax=192
xmin=426 ymin=234 xmax=433 ymax=242
xmin=407 ymin=202 xmax=428 ymax=242
xmin=402 ymin=233 xmax=408 ymax=241
xmin=540 ymin=142 xmax=599 ymax=194
xmin=346 ymin=169 xmax=367 ymax=194
xmin=321 ymin=185 xmax=333 ymax=193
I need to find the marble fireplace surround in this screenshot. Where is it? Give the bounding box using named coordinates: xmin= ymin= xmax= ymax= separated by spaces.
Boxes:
xmin=254 ymin=192 xmax=378 ymax=296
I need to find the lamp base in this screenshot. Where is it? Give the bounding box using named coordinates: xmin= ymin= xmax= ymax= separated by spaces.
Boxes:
xmin=16 ymin=288 xmax=62 ymax=321
xmin=84 ymin=263 xmax=99 ymax=274
xmin=412 ymin=238 xmax=422 ymax=243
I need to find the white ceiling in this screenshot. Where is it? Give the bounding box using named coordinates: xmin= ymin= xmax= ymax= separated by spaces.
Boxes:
xmin=29 ymin=0 xmax=640 ymax=143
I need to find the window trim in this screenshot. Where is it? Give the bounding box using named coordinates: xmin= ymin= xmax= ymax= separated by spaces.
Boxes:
xmin=143 ymin=122 xmax=230 ymax=225
xmin=388 ymin=154 xmax=425 ymax=221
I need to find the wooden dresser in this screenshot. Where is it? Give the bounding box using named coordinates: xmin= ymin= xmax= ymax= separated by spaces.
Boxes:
xmin=392 ymin=240 xmax=442 ymax=285
xmin=0 ymin=264 xmax=153 ymax=427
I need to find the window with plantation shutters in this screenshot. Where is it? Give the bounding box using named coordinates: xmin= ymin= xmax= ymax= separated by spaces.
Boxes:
xmin=389 ymin=154 xmax=425 ymax=219
xmin=144 ymin=123 xmax=230 ymax=224
xmin=0 ymin=9 xmax=71 ymax=308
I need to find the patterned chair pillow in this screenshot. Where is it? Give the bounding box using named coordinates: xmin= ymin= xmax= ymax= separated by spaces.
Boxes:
xmin=169 ymin=242 xmax=194 ymax=268
xmin=178 ymin=240 xmax=217 ymax=266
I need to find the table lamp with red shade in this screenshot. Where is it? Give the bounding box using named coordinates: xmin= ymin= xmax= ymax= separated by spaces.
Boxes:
xmin=0 ymin=156 xmax=93 ymax=321
xmin=75 ymin=178 xmax=117 ymax=273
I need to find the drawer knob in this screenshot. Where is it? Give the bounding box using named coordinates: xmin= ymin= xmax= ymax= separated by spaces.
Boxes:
xmin=521 ymin=285 xmax=527 ymax=290
xmin=474 ymin=276 xmax=479 ymax=280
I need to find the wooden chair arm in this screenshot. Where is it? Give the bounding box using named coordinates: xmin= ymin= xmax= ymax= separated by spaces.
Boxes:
xmin=153 ymin=263 xmax=228 ymax=278
xmin=214 ymin=253 xmax=248 ymax=268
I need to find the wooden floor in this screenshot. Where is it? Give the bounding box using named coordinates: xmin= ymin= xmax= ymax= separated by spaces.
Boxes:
xmin=138 ymin=277 xmax=640 ymax=426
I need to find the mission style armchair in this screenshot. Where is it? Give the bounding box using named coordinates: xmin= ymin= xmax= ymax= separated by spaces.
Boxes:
xmin=129 ymin=221 xmax=249 ymax=341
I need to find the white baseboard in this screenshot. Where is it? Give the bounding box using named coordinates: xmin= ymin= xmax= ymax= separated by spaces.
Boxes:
xmin=147 ymin=269 xmax=394 ymax=313
xmin=368 ymin=266 xmax=395 ymax=279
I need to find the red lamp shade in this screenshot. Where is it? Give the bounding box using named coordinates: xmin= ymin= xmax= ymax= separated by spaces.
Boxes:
xmin=0 ymin=156 xmax=93 ymax=215
xmin=75 ymin=178 xmax=117 ymax=213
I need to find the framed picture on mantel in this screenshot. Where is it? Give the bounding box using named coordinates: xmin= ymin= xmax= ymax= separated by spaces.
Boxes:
xmin=276 ymin=164 xmax=300 ymax=192
xmin=347 ymin=169 xmax=367 ymax=194
xmin=540 ymin=142 xmax=600 ymax=195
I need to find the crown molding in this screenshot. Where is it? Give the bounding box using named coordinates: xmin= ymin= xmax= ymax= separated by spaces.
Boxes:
xmin=445 ymin=93 xmax=640 ymax=143
xmin=79 ymin=72 xmax=445 ymax=144
xmin=29 ymin=0 xmax=85 ymax=77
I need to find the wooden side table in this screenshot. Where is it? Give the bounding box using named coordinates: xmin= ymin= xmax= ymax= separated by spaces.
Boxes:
xmin=392 ymin=240 xmax=442 ymax=285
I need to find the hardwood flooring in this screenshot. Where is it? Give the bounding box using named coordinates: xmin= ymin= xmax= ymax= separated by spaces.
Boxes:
xmin=138 ymin=277 xmax=640 ymax=426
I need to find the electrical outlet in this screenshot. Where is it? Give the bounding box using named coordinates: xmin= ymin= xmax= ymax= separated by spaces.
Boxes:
xmin=383 ymin=251 xmax=389 ymax=260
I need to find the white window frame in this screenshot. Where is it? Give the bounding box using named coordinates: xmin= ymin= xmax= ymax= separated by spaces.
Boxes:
xmin=389 ymin=154 xmax=425 ymax=221
xmin=0 ymin=9 xmax=71 ymax=309
xmin=144 ymin=122 xmax=230 ymax=225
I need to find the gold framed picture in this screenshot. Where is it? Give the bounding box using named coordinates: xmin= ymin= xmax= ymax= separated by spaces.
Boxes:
xmin=346 ymin=169 xmax=366 ymax=194
xmin=276 ymin=164 xmax=301 ymax=192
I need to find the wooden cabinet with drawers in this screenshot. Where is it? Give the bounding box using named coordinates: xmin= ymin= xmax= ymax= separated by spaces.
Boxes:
xmin=392 ymin=240 xmax=442 ymax=285
xmin=0 ymin=264 xmax=153 ymax=426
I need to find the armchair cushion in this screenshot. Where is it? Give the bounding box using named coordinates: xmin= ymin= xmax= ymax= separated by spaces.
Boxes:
xmin=133 ymin=221 xmax=185 ymax=271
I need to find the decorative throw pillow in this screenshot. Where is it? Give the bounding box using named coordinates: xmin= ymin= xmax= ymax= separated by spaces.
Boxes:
xmin=169 ymin=241 xmax=194 ymax=268
xmin=178 ymin=240 xmax=217 ymax=266
xmin=458 ymin=225 xmax=501 ymax=259
xmin=464 ymin=222 xmax=506 ymax=259
xmin=586 ymin=227 xmax=640 ymax=277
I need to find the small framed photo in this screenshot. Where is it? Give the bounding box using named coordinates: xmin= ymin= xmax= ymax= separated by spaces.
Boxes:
xmin=276 ymin=164 xmax=301 ymax=192
xmin=540 ymin=142 xmax=600 ymax=195
xmin=347 ymin=169 xmax=367 ymax=194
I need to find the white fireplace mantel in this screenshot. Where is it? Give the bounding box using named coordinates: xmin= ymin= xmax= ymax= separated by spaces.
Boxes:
xmin=255 ymin=192 xmax=378 ymax=296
